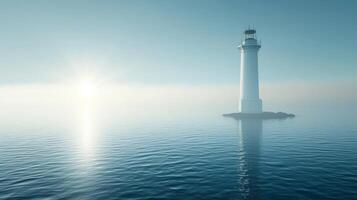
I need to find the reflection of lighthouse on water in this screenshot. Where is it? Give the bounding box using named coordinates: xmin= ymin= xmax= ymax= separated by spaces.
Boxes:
xmin=238 ymin=119 xmax=262 ymax=199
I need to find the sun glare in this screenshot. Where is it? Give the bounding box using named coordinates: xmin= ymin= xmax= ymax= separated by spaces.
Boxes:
xmin=80 ymin=79 xmax=96 ymax=98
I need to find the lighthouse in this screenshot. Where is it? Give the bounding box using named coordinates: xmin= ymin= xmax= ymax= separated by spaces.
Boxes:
xmin=238 ymin=29 xmax=262 ymax=113
xmin=223 ymin=29 xmax=294 ymax=119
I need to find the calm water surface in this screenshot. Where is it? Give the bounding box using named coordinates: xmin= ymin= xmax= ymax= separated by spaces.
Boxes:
xmin=0 ymin=110 xmax=357 ymax=199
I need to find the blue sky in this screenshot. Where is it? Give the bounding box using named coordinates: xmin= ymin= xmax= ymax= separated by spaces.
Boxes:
xmin=0 ymin=0 xmax=356 ymax=85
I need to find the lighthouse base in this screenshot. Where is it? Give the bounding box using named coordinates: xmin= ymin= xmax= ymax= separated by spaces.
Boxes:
xmin=239 ymin=99 xmax=262 ymax=113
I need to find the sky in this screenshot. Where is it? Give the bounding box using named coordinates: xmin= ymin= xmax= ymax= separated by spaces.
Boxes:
xmin=0 ymin=0 xmax=356 ymax=130
xmin=0 ymin=0 xmax=356 ymax=85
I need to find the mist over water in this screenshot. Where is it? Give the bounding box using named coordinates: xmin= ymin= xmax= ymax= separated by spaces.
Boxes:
xmin=1 ymin=82 xmax=356 ymax=127
xmin=0 ymin=83 xmax=357 ymax=199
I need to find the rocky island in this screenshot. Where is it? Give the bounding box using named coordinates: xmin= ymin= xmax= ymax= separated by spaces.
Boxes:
xmin=223 ymin=112 xmax=295 ymax=120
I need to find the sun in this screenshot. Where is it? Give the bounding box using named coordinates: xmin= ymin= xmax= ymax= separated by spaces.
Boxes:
xmin=79 ymin=78 xmax=96 ymax=99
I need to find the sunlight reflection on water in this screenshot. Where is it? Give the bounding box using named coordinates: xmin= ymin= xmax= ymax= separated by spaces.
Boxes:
xmin=77 ymin=79 xmax=98 ymax=165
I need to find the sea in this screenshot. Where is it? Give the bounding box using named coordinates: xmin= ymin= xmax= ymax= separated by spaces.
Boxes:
xmin=0 ymin=87 xmax=356 ymax=200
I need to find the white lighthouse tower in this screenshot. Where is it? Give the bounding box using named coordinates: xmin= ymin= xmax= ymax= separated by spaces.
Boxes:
xmin=238 ymin=28 xmax=262 ymax=113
